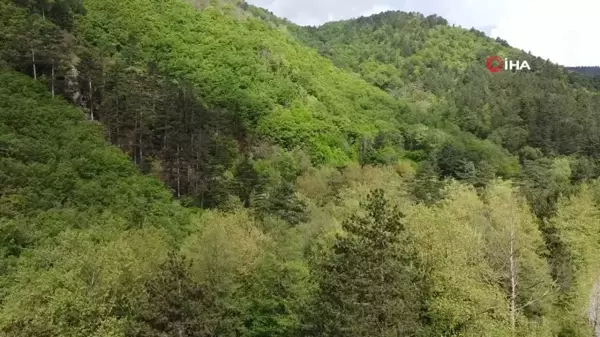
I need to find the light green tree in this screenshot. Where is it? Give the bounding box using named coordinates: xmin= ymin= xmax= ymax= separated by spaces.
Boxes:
xmin=481 ymin=180 xmax=555 ymax=335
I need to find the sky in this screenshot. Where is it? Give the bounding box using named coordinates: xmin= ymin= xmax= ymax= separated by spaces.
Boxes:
xmin=246 ymin=0 xmax=599 ymax=66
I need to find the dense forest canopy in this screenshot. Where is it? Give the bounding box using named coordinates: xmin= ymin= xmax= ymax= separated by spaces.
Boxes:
xmin=2 ymin=0 xmax=600 ymax=336
xmin=565 ymin=67 xmax=600 ymax=90
xmin=568 ymin=66 xmax=600 ymax=77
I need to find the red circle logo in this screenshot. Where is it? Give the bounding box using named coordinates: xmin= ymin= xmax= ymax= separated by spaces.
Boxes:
xmin=486 ymin=56 xmax=503 ymax=73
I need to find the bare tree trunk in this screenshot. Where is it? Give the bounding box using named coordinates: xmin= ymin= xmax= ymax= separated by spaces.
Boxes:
xmin=589 ymin=281 xmax=600 ymax=337
xmin=177 ymin=88 xmax=184 ymax=198
xmin=177 ymin=143 xmax=181 ymax=198
xmin=134 ymin=116 xmax=138 ymax=165
xmin=190 ymin=110 xmax=196 ymax=195
xmin=51 ymin=64 xmax=55 ymax=97
xmin=31 ymin=48 xmax=37 ymax=80
xmin=139 ymin=110 xmax=144 ymax=164
xmin=116 ymin=97 xmax=120 ymax=147
xmin=509 ymin=222 xmax=517 ymax=334
xmin=198 ymin=134 xmax=204 ymax=208
xmin=163 ymin=117 xmax=168 ymax=151
xmin=178 ymin=279 xmax=184 ymax=337
xmin=89 ymin=80 xmax=94 ymax=121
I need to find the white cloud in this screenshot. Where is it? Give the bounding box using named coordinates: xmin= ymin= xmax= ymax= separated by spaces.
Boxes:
xmin=246 ymin=0 xmax=599 ymax=66
xmin=489 ymin=0 xmax=599 ymax=66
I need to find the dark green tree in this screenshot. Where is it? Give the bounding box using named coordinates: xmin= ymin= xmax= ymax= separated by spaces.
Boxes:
xmin=253 ymin=182 xmax=308 ymax=226
xmin=134 ymin=252 xmax=222 ymax=337
xmin=412 ymin=159 xmax=445 ymax=204
xmin=310 ymin=189 xmax=425 ymax=337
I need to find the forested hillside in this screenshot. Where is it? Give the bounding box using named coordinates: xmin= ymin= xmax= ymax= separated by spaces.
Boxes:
xmin=287 ymin=11 xmax=600 ymax=157
xmin=2 ymin=0 xmax=600 ymax=336
xmin=566 ymin=67 xmax=600 ymax=90
xmin=568 ymin=66 xmax=600 ymax=77
xmin=1 ymin=0 xmax=525 ymax=208
xmin=264 ymin=9 xmax=600 ymax=218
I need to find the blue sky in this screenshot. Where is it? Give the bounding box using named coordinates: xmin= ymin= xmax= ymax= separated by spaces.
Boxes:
xmin=246 ymin=0 xmax=599 ymax=66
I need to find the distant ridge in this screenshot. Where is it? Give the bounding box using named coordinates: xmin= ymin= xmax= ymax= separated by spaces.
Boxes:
xmin=566 ymin=66 xmax=600 ymax=77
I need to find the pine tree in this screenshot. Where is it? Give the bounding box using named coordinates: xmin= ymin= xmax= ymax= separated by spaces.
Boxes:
xmin=311 ymin=189 xmax=424 ymax=337
xmin=135 ymin=252 xmax=222 ymax=337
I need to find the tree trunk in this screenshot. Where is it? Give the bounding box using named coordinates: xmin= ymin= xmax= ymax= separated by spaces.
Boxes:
xmin=32 ymin=48 xmax=37 ymax=80
xmin=177 ymin=143 xmax=181 ymax=198
xmin=134 ymin=117 xmax=138 ymax=165
xmin=51 ymin=64 xmax=55 ymax=97
xmin=509 ymin=224 xmax=517 ymax=334
xmin=116 ymin=97 xmax=120 ymax=145
xmin=163 ymin=121 xmax=168 ymax=151
xmin=89 ymin=80 xmax=94 ymax=121
xmin=177 ymin=88 xmax=184 ymax=198
xmin=139 ymin=109 xmax=144 ymax=164
xmin=178 ymin=279 xmax=184 ymax=337
xmin=589 ymin=281 xmax=600 ymax=337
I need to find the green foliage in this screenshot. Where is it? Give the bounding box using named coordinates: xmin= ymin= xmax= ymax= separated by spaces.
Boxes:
xmin=290 ymin=10 xmax=600 ymax=161
xmin=311 ymin=189 xmax=425 ymax=337
xmin=0 ymin=69 xmax=189 ymax=247
xmin=133 ymin=252 xmax=223 ymax=337
xmin=520 ymin=157 xmax=577 ymax=219
xmin=482 ymin=181 xmax=555 ymax=327
xmin=13 ymin=0 xmax=86 ymax=30
xmin=546 ymin=184 xmax=600 ymax=333
xmin=405 ymin=183 xmax=513 ymax=336
xmin=252 ymin=182 xmax=309 ymax=226
xmin=73 ymin=0 xmax=410 ymax=168
xmin=232 ymin=256 xmax=314 ymax=337
xmin=2 ymin=1 xmax=600 ymax=336
xmin=0 ymin=227 xmax=172 ymax=336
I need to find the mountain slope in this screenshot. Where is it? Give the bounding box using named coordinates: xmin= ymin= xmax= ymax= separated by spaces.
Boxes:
xmin=3 ymin=1 xmax=600 ymax=336
xmin=0 ymin=68 xmax=189 ymax=247
xmin=568 ymin=66 xmax=600 ymax=77
xmin=567 ymin=66 xmax=600 ymax=90
xmin=1 ymin=68 xmax=599 ymax=336
xmin=1 ymin=0 xmax=520 ymax=207
xmin=0 ymin=68 xmax=194 ymax=334
xmin=78 ymin=0 xmax=408 ymax=161
xmin=284 ymin=11 xmax=600 ymax=159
